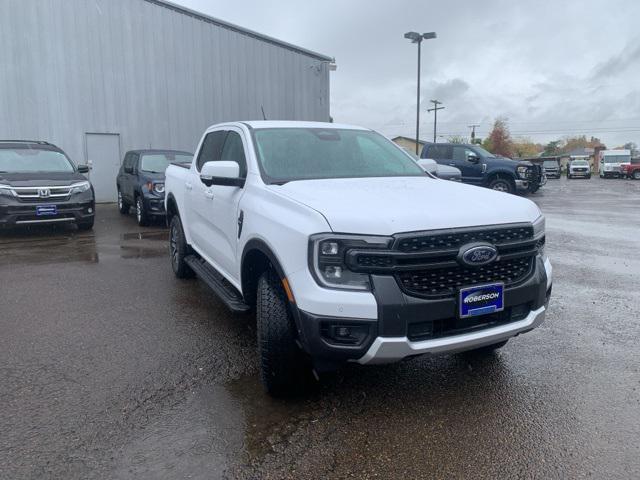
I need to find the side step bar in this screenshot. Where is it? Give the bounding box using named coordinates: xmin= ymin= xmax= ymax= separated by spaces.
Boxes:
xmin=184 ymin=255 xmax=251 ymax=313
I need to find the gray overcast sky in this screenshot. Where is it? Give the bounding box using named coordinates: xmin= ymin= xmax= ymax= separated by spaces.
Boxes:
xmin=176 ymin=0 xmax=640 ymax=148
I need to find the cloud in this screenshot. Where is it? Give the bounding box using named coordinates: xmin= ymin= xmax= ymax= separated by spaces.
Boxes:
xmin=176 ymin=0 xmax=640 ymax=146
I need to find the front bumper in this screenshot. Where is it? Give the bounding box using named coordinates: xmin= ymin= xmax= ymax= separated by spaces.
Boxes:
xmin=570 ymin=170 xmax=590 ymax=177
xmin=142 ymin=194 xmax=166 ymax=216
xmin=295 ymin=256 xmax=552 ymax=369
xmin=0 ymin=197 xmax=95 ymax=226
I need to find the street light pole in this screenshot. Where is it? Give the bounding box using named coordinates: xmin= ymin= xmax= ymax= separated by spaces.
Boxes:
xmin=404 ymin=31 xmax=436 ymax=155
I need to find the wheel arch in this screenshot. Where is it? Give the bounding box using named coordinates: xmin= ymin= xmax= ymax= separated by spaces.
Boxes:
xmin=165 ymin=192 xmax=179 ymax=224
xmin=241 ymin=238 xmax=288 ymax=308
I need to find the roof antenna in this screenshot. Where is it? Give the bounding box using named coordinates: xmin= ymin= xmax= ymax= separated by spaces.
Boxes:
xmin=261 ymin=105 xmax=267 ymax=120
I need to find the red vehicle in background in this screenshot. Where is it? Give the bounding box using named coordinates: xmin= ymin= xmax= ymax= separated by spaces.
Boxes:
xmin=622 ymin=159 xmax=640 ymax=180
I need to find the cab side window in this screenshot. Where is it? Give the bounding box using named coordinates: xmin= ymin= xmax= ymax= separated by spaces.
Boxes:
xmin=426 ymin=145 xmax=452 ymax=160
xmin=220 ymin=131 xmax=247 ymax=178
xmin=196 ymin=131 xmax=227 ymax=172
xmin=453 ymin=147 xmax=475 ymax=162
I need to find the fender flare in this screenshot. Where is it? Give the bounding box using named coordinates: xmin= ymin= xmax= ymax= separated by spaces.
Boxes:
xmin=241 ymin=238 xmax=287 ymax=281
xmin=485 ymin=169 xmax=517 ymax=184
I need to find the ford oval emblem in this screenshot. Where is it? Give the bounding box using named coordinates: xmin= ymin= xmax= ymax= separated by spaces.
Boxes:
xmin=459 ymin=243 xmax=498 ymax=267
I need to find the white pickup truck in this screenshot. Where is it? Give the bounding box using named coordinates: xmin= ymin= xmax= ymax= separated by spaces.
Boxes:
xmin=165 ymin=121 xmax=552 ymax=395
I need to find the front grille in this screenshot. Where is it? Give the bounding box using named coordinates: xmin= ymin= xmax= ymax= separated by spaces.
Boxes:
xmin=397 ymin=256 xmax=533 ymax=297
xmin=407 ymin=303 xmax=531 ymax=341
xmin=10 ymin=185 xmax=72 ymax=202
xmin=395 ymin=225 xmax=533 ymax=253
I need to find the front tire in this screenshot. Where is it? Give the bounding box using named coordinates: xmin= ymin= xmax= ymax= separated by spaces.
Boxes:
xmin=488 ymin=177 xmax=515 ymax=194
xmin=117 ymin=189 xmax=129 ymax=214
xmin=135 ymin=196 xmax=149 ymax=226
xmin=77 ymin=218 xmax=94 ymax=231
xmin=634 ymin=171 xmax=640 ymax=180
xmin=257 ymin=270 xmax=304 ymax=396
xmin=169 ymin=215 xmax=194 ymax=279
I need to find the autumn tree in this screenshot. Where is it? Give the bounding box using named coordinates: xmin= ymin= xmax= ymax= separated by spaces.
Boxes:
xmin=512 ymin=137 xmax=542 ymax=158
xmin=484 ymin=117 xmax=514 ymax=157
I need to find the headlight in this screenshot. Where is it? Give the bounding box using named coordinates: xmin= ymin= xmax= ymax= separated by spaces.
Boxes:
xmin=533 ymin=215 xmax=545 ymax=238
xmin=309 ymin=233 xmax=392 ymax=291
xmin=145 ymin=181 xmax=165 ymax=194
xmin=532 ymin=215 xmax=546 ymax=258
xmin=69 ymin=181 xmax=91 ymax=194
xmin=516 ymin=165 xmax=529 ymax=179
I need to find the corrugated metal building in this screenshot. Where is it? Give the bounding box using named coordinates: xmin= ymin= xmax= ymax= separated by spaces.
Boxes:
xmin=0 ymin=0 xmax=332 ymax=201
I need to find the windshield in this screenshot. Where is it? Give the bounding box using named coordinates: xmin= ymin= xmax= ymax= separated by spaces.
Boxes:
xmin=603 ymin=155 xmax=630 ymax=164
xmin=0 ymin=147 xmax=74 ymax=173
xmin=543 ymin=160 xmax=558 ymax=167
xmin=471 ymin=146 xmax=496 ymax=158
xmin=140 ymin=153 xmax=192 ymax=173
xmin=253 ymin=128 xmax=426 ymax=183
xmin=572 ymin=160 xmax=589 ymax=166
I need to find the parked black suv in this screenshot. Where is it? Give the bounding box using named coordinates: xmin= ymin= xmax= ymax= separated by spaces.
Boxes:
xmin=0 ymin=141 xmax=94 ymax=230
xmin=116 ymin=149 xmax=192 ymax=226
xmin=420 ymin=143 xmax=545 ymax=194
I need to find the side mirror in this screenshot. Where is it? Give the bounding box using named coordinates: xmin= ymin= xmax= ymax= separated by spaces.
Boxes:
xmin=77 ymin=164 xmax=90 ymax=174
xmin=417 ymin=159 xmax=438 ymax=176
xmin=124 ymin=165 xmax=133 ymax=174
xmin=200 ymin=161 xmax=245 ymax=187
xmin=467 ymin=153 xmax=480 ymax=164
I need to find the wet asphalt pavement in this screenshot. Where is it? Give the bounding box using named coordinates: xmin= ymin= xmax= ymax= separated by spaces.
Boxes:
xmin=2 ymin=177 xmax=640 ymax=479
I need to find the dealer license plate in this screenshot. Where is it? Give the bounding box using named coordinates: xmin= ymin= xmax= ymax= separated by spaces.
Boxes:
xmin=36 ymin=205 xmax=58 ymax=216
xmin=459 ymin=283 xmax=504 ymax=318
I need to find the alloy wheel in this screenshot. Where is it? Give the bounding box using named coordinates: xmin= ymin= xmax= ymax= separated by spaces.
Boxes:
xmin=170 ymin=223 xmax=179 ymax=268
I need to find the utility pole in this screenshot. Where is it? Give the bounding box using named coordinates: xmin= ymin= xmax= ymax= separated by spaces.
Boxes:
xmin=427 ymin=100 xmax=444 ymax=143
xmin=468 ymin=124 xmax=480 ymax=143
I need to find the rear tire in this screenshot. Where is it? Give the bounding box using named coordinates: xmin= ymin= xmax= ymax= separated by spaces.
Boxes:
xmin=135 ymin=196 xmax=149 ymax=226
xmin=634 ymin=171 xmax=640 ymax=180
xmin=117 ymin=189 xmax=129 ymax=214
xmin=169 ymin=215 xmax=194 ymax=279
xmin=257 ymin=270 xmax=304 ymax=396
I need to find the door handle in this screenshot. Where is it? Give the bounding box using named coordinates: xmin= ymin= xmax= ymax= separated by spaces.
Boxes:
xmin=204 ymin=190 xmax=214 ymax=199
xmin=449 ymin=163 xmax=456 ymax=166
xmin=185 ymin=182 xmax=193 ymax=190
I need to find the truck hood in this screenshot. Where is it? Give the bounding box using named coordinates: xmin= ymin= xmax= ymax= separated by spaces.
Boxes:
xmin=271 ymin=176 xmax=541 ymax=235
xmin=0 ymin=172 xmax=87 ymax=187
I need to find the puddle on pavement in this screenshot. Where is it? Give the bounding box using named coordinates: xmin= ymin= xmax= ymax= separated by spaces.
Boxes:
xmin=119 ymin=230 xmax=168 ymax=259
xmin=0 ymin=228 xmax=98 ymax=266
xmin=121 ymin=230 xmax=168 ymax=242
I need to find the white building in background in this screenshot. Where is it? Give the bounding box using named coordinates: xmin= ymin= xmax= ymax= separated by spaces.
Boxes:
xmin=0 ymin=0 xmax=333 ymax=201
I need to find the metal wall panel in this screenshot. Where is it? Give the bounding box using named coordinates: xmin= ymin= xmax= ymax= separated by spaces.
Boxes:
xmin=0 ymin=0 xmax=331 ymax=170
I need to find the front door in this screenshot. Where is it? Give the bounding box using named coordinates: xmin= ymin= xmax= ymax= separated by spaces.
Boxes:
xmin=452 ymin=145 xmax=484 ymax=185
xmin=86 ymin=133 xmax=121 ymax=202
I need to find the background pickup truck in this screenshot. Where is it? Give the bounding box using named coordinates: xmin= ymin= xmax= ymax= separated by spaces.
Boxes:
xmin=622 ymin=161 xmax=640 ymax=180
xmin=165 ymin=121 xmax=552 ymax=396
xmin=420 ymin=142 xmax=545 ymax=194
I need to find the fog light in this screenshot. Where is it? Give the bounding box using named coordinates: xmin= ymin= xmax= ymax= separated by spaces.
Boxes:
xmin=321 ymin=323 xmax=370 ymax=346
xmin=88 ymin=208 xmax=93 ymax=213
xmin=336 ymin=326 xmax=351 ymax=337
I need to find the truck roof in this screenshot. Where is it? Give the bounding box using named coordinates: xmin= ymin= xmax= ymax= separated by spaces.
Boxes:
xmin=601 ymin=150 xmax=631 ymax=155
xmin=239 ymin=121 xmax=370 ymax=131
